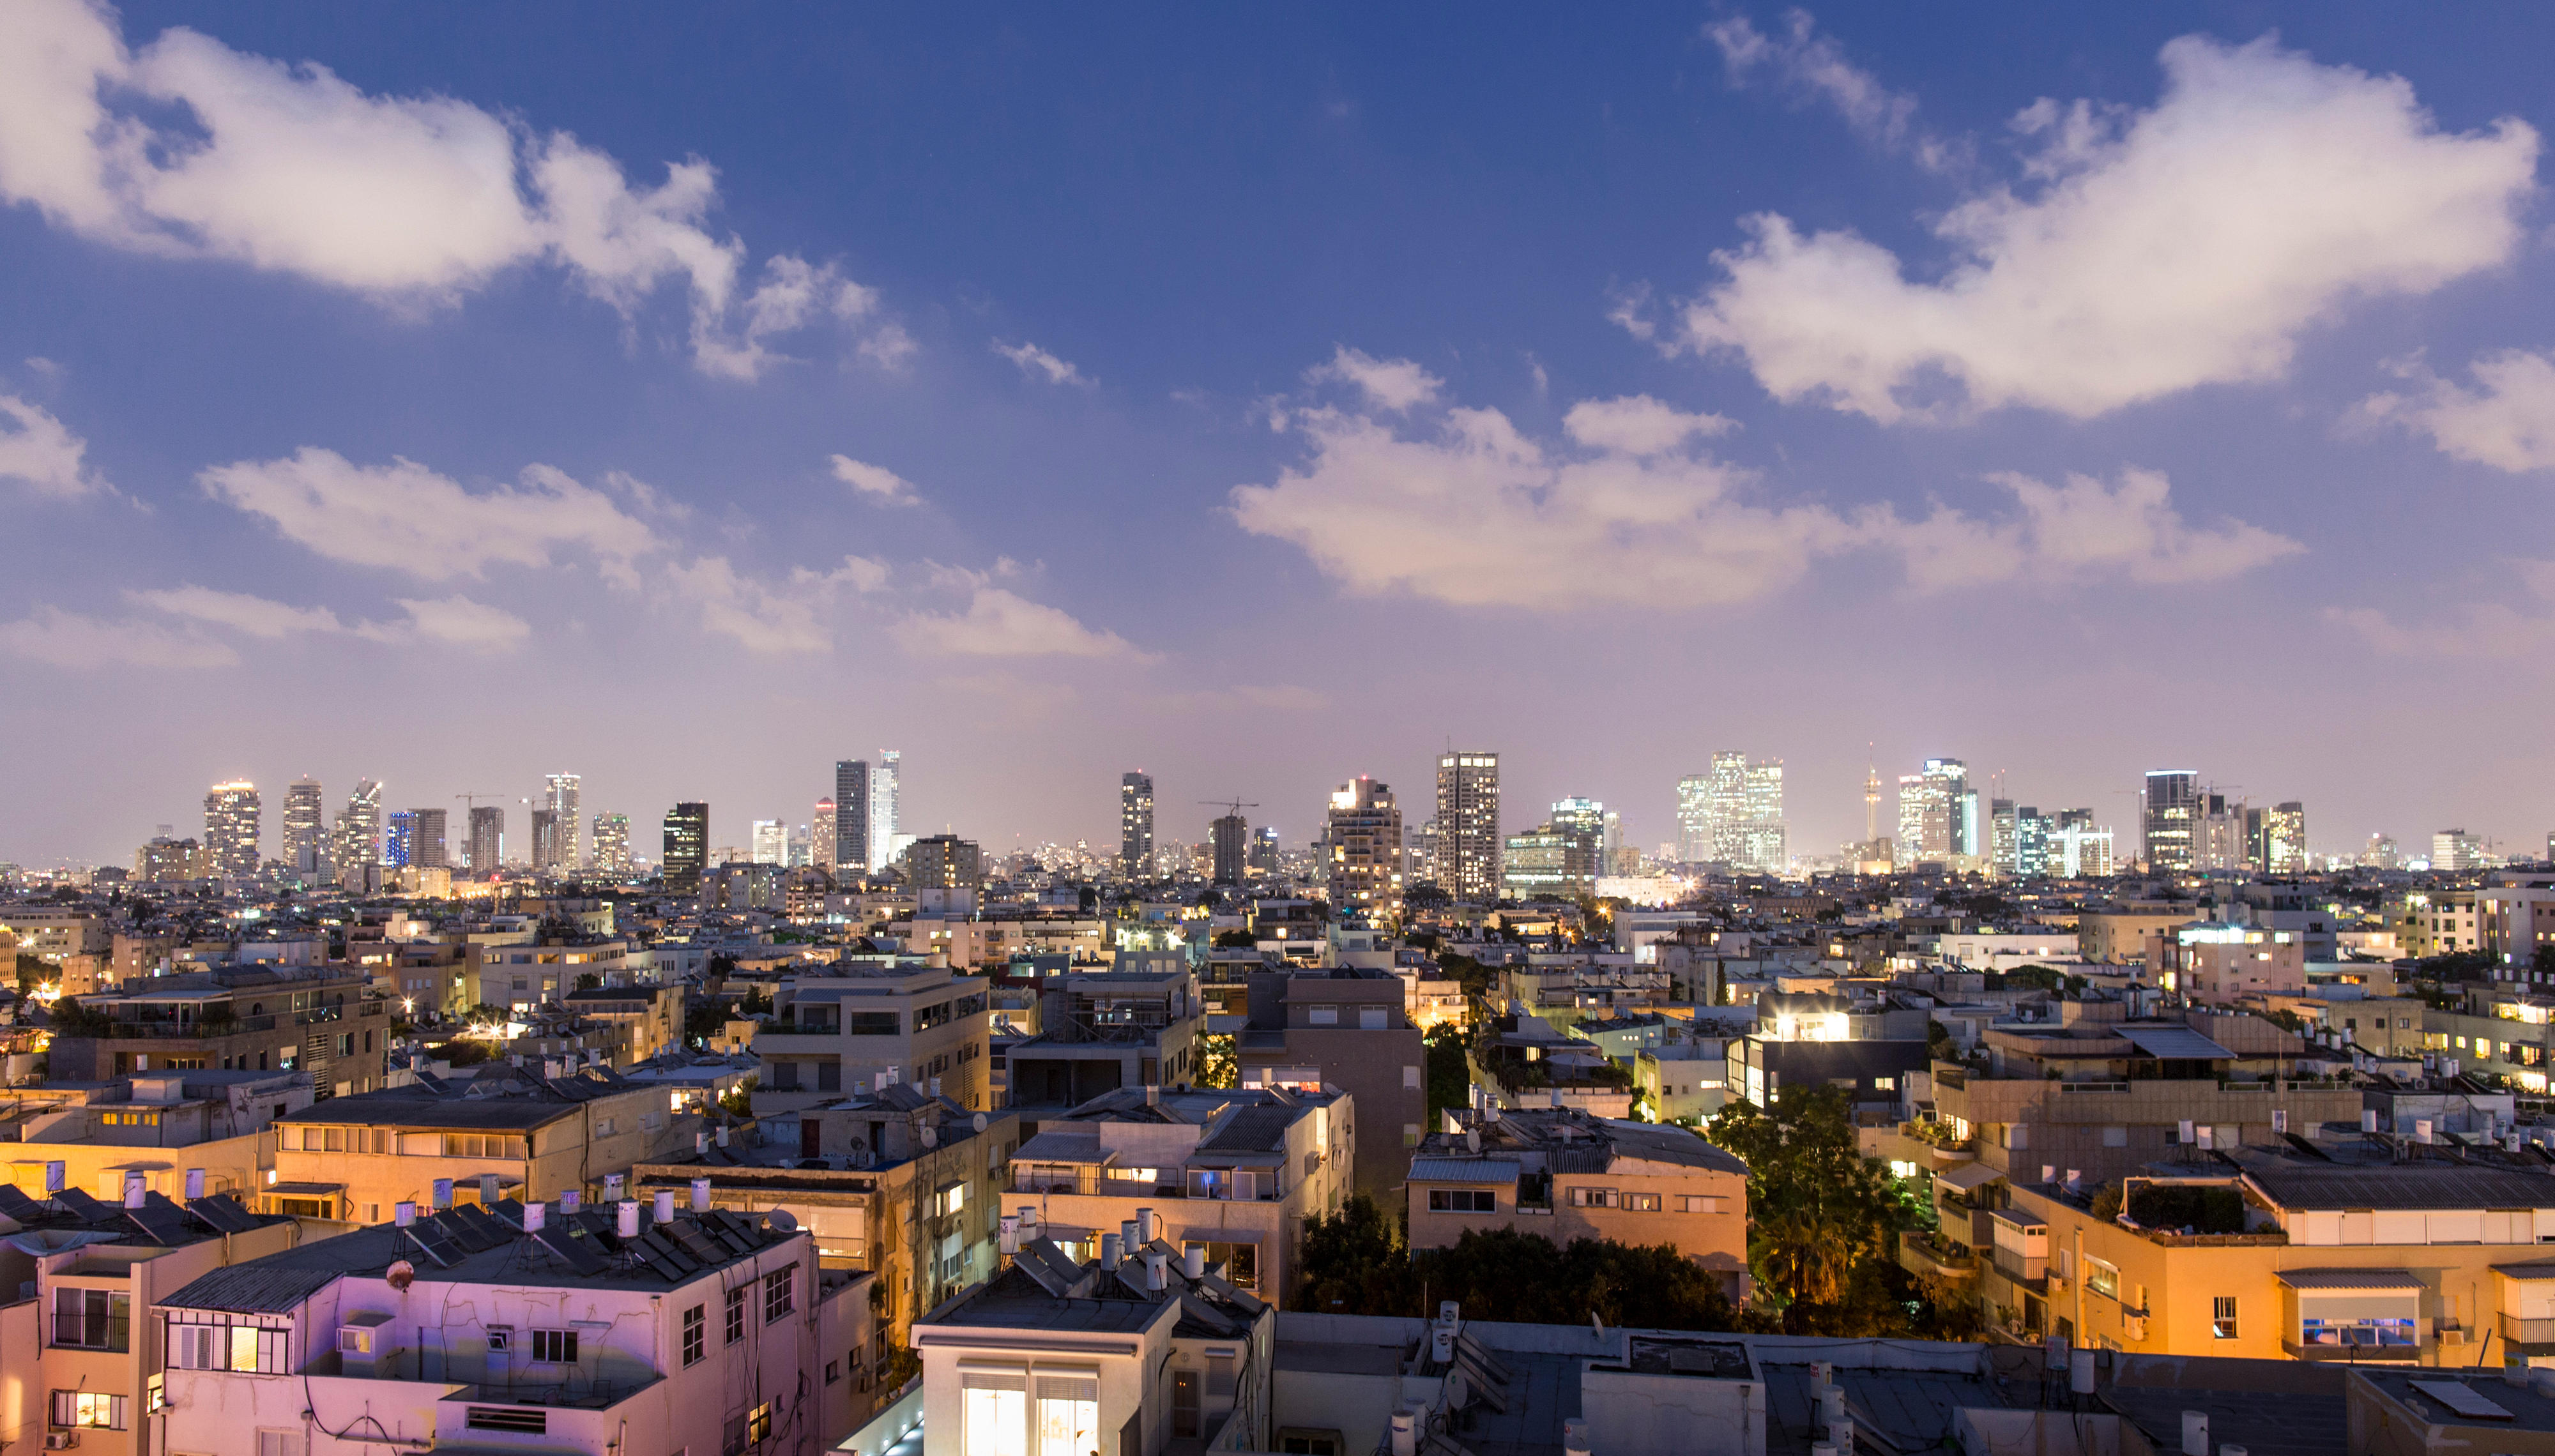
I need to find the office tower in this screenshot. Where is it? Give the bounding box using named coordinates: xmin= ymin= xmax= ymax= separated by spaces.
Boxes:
xmin=530 ymin=808 xmax=566 ymax=872
xmin=909 ymin=834 xmax=983 ymax=889
xmin=1705 ymin=753 xmax=1748 ymax=861
xmin=812 ymin=798 xmax=838 ymax=874
xmin=752 ymin=819 xmax=786 ymax=865
xmin=871 ymin=749 xmax=901 ymax=872
xmin=593 ymin=812 xmax=630 ymax=873
xmin=833 ymin=759 xmax=871 ymax=872
xmin=1410 ymin=817 xmax=1441 ymax=887
xmin=2434 ymin=830 xmax=2485 ymax=872
xmin=1675 ymin=775 xmax=1711 ymax=863
xmin=2054 ymin=809 xmax=2110 ymax=877
xmin=466 ymin=806 xmax=504 ymax=876
xmin=386 ymin=811 xmax=417 ymax=868
xmin=543 ymin=773 xmax=583 ymax=868
xmin=2246 ymin=801 xmax=2307 ymax=875
xmin=1434 ymin=751 xmax=1500 ymax=902
xmin=331 ymin=778 xmax=383 ymax=872
xmin=282 ymin=777 xmax=325 ymax=874
xmin=1502 ymin=821 xmax=1598 ymax=900
xmin=2013 ymin=807 xmax=2052 ymax=878
xmin=787 ymin=824 xmax=812 ymax=867
xmin=2142 ymin=770 xmax=2199 ymax=874
xmin=406 ymin=807 xmax=448 ymax=867
xmin=202 ymin=779 xmax=261 ymax=879
xmin=1120 ymin=771 xmax=1155 ymax=876
xmin=1252 ymin=824 xmax=1281 ymax=874
xmin=663 ymin=803 xmax=708 ymax=891
xmin=1551 ymin=796 xmax=1605 ymax=844
xmin=1896 ymin=758 xmax=1968 ymax=863
xmin=2361 ymin=833 xmax=2401 ymax=870
xmin=1865 ymin=766 xmax=1881 ymax=842
xmin=1210 ymin=812 xmax=1249 ymax=886
xmin=1989 ymin=799 xmax=2018 ymax=876
xmin=1327 ymin=777 xmax=1404 ymax=918
xmin=1741 ymin=759 xmax=1785 ymax=872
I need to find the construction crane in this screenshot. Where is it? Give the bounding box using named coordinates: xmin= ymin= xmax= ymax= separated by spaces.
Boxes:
xmin=1198 ymin=798 xmax=1259 ymax=819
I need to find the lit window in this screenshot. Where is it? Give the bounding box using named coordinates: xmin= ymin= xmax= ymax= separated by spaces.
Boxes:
xmin=1035 ymin=1376 xmax=1099 ymax=1456
xmin=2213 ymin=1296 xmax=2238 ymax=1338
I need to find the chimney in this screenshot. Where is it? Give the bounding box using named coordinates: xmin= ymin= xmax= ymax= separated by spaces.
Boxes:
xmin=1183 ymin=1246 xmax=1205 ymax=1280
xmin=123 ymin=1174 xmax=146 ymax=1209
xmin=655 ymin=1190 xmax=676 ymax=1224
xmin=1137 ymin=1207 xmax=1158 ymax=1244
xmin=616 ymin=1199 xmax=641 ymax=1238
xmin=185 ymin=1168 xmax=205 ymax=1201
xmin=1100 ymin=1233 xmax=1122 ymax=1270
xmin=524 ymin=1202 xmax=547 ymax=1232
xmin=691 ymin=1178 xmax=711 ymax=1213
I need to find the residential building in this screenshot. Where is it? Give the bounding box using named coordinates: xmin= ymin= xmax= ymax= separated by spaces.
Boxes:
xmin=1434 ymin=751 xmax=1501 ymax=902
xmin=2485 ymin=876 xmax=2555 ymax=982
xmin=544 ymin=772 xmax=582 ymax=867
xmin=1407 ymin=1105 xmax=1750 ymax=1298
xmin=331 ymin=777 xmax=383 ymax=875
xmin=1210 ymin=812 xmax=1247 ymax=886
xmin=530 ymin=808 xmax=567 ymax=872
xmin=1728 ymin=1035 xmax=1928 ymax=1119
xmin=202 ymin=779 xmax=260 ymax=879
xmin=1898 ymin=758 xmax=1974 ymax=865
xmin=1002 ymin=1084 xmax=1354 ymax=1298
xmin=1325 ymin=777 xmax=1403 ymax=920
xmin=563 ymin=983 xmax=686 ymax=1062
xmin=2144 ymin=770 xmax=2200 ymax=874
xmin=2250 ymin=801 xmax=2308 ymax=876
xmin=909 ymin=834 xmax=983 ymax=891
xmin=753 ymin=818 xmax=787 ymax=865
xmin=7 ymin=1068 xmax=307 ymax=1204
xmin=765 ymin=962 xmax=995 ymax=1111
xmin=2147 ymin=921 xmax=2309 ymax=1005
xmin=466 ymin=805 xmax=503 ymax=876
xmin=1002 ymin=969 xmax=1204 ymax=1114
xmin=814 ymin=796 xmax=839 ymax=875
xmin=1502 ymin=821 xmax=1598 ymax=901
xmin=157 ymin=1193 xmax=859 ymax=1456
xmin=282 ymin=777 xmax=326 ymax=876
xmin=50 ymin=964 xmax=391 ymax=1094
xmin=133 ymin=835 xmax=206 ymax=883
xmin=592 ymin=812 xmax=630 ymax=873
xmin=265 ymin=1061 xmax=699 ymax=1222
xmin=663 ymin=801 xmax=708 ymax=892
xmin=1120 ymin=771 xmax=1154 ymax=876
xmin=2078 ymin=902 xmax=2199 ymax=965
xmin=871 ymin=748 xmax=901 ymax=872
xmin=1233 ymin=966 xmax=1423 ymax=1197
xmin=395 ymin=806 xmax=448 ymax=868
xmin=2436 ymin=829 xmax=2488 ymax=872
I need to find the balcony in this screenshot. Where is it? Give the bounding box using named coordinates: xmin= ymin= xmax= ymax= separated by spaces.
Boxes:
xmin=1898 ymin=1230 xmax=1977 ymax=1282
xmin=2503 ymin=1312 xmax=2555 ymax=1351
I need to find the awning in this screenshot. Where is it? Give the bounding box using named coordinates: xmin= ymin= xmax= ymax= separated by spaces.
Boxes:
xmin=1011 ymin=1131 xmax=1108 ymax=1164
xmin=2277 ymin=1268 xmax=2424 ymax=1291
xmin=1177 ymin=1227 xmax=1263 ymax=1245
xmin=1934 ymin=1162 xmax=2007 ymax=1194
xmin=2494 ymin=1263 xmax=2555 ymax=1282
xmin=2118 ymin=1026 xmax=2238 ymax=1060
xmin=1407 ymin=1158 xmax=1522 ymax=1185
xmin=264 ymin=1181 xmax=343 ymax=1195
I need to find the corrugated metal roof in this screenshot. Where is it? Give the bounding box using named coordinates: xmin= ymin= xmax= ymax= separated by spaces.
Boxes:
xmin=2277 ymin=1268 xmax=2425 ymax=1291
xmin=162 ymin=1263 xmax=343 ymax=1313
xmin=2493 ymin=1263 xmax=2555 ymax=1280
xmin=1199 ymin=1106 xmax=1295 ymax=1153
xmin=1408 ymin=1158 xmax=1522 ymax=1184
xmin=2250 ymin=1167 xmax=2555 ymax=1211
xmin=2117 ymin=1026 xmax=2239 ymax=1060
xmin=1011 ymin=1130 xmax=1107 ymax=1164
xmin=1935 ymin=1161 xmax=2007 ymax=1194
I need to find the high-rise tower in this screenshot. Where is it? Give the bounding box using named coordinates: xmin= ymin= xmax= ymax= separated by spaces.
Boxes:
xmin=812 ymin=798 xmax=839 ymax=875
xmin=871 ymin=749 xmax=901 ymax=872
xmin=2143 ymin=770 xmax=2199 ymax=874
xmin=834 ymin=760 xmax=871 ymax=874
xmin=282 ymin=777 xmax=326 ymax=874
xmin=203 ymin=780 xmax=261 ymax=879
xmin=466 ymin=806 xmax=504 ymax=877
xmin=1434 ymin=751 xmax=1501 ymax=902
xmin=544 ymin=774 xmax=583 ymax=868
xmin=663 ymin=802 xmax=708 ymax=892
xmin=1327 ymin=777 xmax=1404 ymax=916
xmin=332 ymin=778 xmax=382 ymax=873
xmin=1120 ymin=772 xmax=1155 ymax=876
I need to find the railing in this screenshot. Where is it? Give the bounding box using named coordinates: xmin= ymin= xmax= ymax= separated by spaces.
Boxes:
xmin=2502 ymin=1312 xmax=2555 ymax=1346
xmin=2058 ymin=1081 xmax=2130 ymax=1094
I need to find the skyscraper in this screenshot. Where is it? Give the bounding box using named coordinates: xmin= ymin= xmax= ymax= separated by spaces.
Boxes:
xmin=282 ymin=777 xmax=325 ymax=874
xmin=331 ymin=778 xmax=382 ymax=872
xmin=1251 ymin=824 xmax=1281 ymax=874
xmin=812 ymin=798 xmax=838 ymax=874
xmin=386 ymin=811 xmax=418 ymax=869
xmin=1434 ymin=751 xmax=1500 ymax=902
xmin=1551 ymin=796 xmax=1605 ymax=844
xmin=1327 ymin=777 xmax=1404 ymax=918
xmin=530 ymin=808 xmax=567 ymax=873
xmin=663 ymin=803 xmax=708 ymax=892
xmin=871 ymin=749 xmax=901 ymax=872
xmin=203 ymin=780 xmax=261 ymax=879
xmin=593 ymin=813 xmax=630 ymax=873
xmin=752 ymin=819 xmax=786 ymax=865
xmin=467 ymin=806 xmax=504 ymax=877
xmin=910 ymin=834 xmax=982 ymax=889
xmin=2246 ymin=801 xmax=2307 ymax=876
xmin=544 ymin=774 xmax=583 ymax=868
xmin=1120 ymin=772 xmax=1155 ymax=876
xmin=2142 ymin=770 xmax=2199 ymax=874
xmin=1896 ymin=758 xmax=1971 ymax=864
xmin=834 ymin=759 xmax=871 ymax=873
xmin=1674 ymin=775 xmax=1711 ymax=863
xmin=1698 ymin=754 xmax=1786 ymax=872
xmin=1210 ymin=812 xmax=1249 ymax=886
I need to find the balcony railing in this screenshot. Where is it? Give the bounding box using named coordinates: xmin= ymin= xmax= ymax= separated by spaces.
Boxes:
xmin=2503 ymin=1313 xmax=2555 ymax=1347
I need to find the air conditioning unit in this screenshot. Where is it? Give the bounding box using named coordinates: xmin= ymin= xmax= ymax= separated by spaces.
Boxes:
xmin=2440 ymin=1328 xmax=2467 ymax=1347
xmin=44 ymin=1432 xmax=79 ymax=1450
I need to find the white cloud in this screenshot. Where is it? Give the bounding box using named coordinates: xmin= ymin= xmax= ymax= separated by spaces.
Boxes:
xmin=896 ymin=587 xmax=1145 ymax=659
xmin=0 ymin=393 xmax=106 ymax=497
xmin=131 ymin=584 xmax=342 ymax=637
xmin=828 ymin=455 xmax=920 ymax=506
xmin=993 ymin=339 xmax=1092 ymax=387
xmin=2359 ymin=349 xmax=2555 ymax=473
xmin=661 ymin=553 xmax=889 ymax=655
xmin=1672 ymin=35 xmax=2540 ymax=422
xmin=199 ymin=449 xmax=659 ymax=580
xmin=2331 ymin=563 xmax=2555 ymax=658
xmin=1306 ymin=346 xmax=1440 ymax=413
xmin=0 ymin=606 xmax=237 ymax=667
xmin=0 ymin=0 xmax=893 ymax=376
xmin=1232 ymin=356 xmax=2298 ymax=608
xmin=385 ymin=594 xmax=530 ymax=650
xmin=1708 ymin=10 xmax=1965 ymax=173
xmin=860 ymin=322 xmax=919 ymax=373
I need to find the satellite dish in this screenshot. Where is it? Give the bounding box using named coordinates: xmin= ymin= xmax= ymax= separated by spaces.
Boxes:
xmin=973 ymin=1112 xmax=989 ymax=1134
xmin=765 ymin=1208 xmax=799 ymax=1233
xmin=386 ymin=1260 xmax=416 ymax=1291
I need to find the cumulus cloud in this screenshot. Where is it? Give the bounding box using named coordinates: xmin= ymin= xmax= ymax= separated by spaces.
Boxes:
xmin=993 ymin=339 xmax=1092 ymax=387
xmin=828 ymin=455 xmax=920 ymax=506
xmin=1708 ymin=10 xmax=1966 ymax=172
xmin=860 ymin=322 xmax=919 ymax=373
xmin=1231 ymin=357 xmax=2299 ymax=609
xmin=0 ymin=393 xmax=107 ymax=498
xmin=0 ymin=606 xmax=237 ymax=667
xmin=1306 ymin=346 xmax=1441 ymax=413
xmin=2358 ymin=349 xmax=2555 ymax=473
xmin=2331 ymin=563 xmax=2555 ymax=658
xmin=661 ymin=553 xmax=890 ymax=655
xmin=1670 ymin=34 xmax=2539 ymax=421
xmin=896 ymin=586 xmax=1145 ymax=659
xmin=384 ymin=595 xmax=530 ymax=650
xmin=130 ymin=582 xmax=530 ymax=651
xmin=199 ymin=449 xmax=659 ymax=581
xmin=130 ymin=584 xmax=342 ymax=637
xmin=0 ymin=0 xmax=898 ymax=377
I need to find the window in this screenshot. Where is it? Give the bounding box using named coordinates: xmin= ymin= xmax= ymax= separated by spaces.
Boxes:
xmin=963 ymin=1380 xmax=1027 ymax=1456
xmin=747 ymin=1403 xmax=772 ymax=1446
xmin=1428 ymin=1188 xmax=1496 ymax=1213
xmin=2213 ymin=1296 xmax=2239 ymax=1339
xmin=826 ymin=1360 xmax=841 ymax=1384
xmin=1568 ymin=1187 xmax=1620 ymax=1208
xmin=1403 ymin=1124 xmax=1422 ymax=1147
xmin=52 ymin=1287 xmax=130 ymax=1350
xmin=530 ymin=1329 xmax=577 ymax=1363
xmin=594 ymin=1118 xmax=616 ymax=1137
xmin=1403 ymin=1064 xmax=1421 ymax=1089
xmin=1359 ymin=1006 xmax=1388 ymax=1029
xmin=51 ymin=1391 xmax=125 ymax=1430
xmin=486 ymin=1328 xmax=512 ymax=1353
xmin=1874 ymin=1077 xmax=1895 ymax=1091
xmin=682 ymin=1304 xmax=705 ymax=1366
xmin=848 ymin=1011 xmax=900 ymax=1036
xmin=1035 ymin=1376 xmax=1099 ymax=1456
xmin=256 ymin=1433 xmax=307 ymax=1456
xmin=2086 ymin=1258 xmax=2119 ymax=1300
xmin=1681 ymin=1194 xmax=1730 ymax=1213
xmin=726 ymin=1285 xmax=747 ymax=1344
xmin=764 ymin=1266 xmax=795 ymax=1323
xmin=1626 ymin=1192 xmax=1663 ymax=1212
xmin=1182 ymin=1241 xmax=1260 ymax=1291
xmin=1308 ymin=1006 xmax=1339 ymax=1026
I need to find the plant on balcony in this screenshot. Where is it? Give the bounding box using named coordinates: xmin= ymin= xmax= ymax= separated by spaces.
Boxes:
xmin=1907 ymin=1119 xmax=1966 ymax=1148
xmin=2125 ymin=1183 xmax=2245 ymax=1234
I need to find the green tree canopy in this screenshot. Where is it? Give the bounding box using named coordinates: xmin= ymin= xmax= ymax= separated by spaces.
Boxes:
xmin=1704 ymin=1084 xmax=1915 ymax=1333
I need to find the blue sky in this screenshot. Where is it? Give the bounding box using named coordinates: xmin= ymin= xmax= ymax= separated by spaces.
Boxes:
xmin=6 ymin=2 xmax=2555 ymax=867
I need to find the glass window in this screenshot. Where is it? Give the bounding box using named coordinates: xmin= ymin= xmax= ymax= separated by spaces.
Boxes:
xmin=726 ymin=1285 xmax=746 ymax=1344
xmin=682 ymin=1304 xmax=705 ymax=1366
xmin=52 ymin=1289 xmax=130 ymax=1350
xmin=1035 ymin=1376 xmax=1099 ymax=1456
xmin=764 ymin=1267 xmax=795 ymax=1323
xmin=2213 ymin=1296 xmax=2239 ymax=1338
xmin=2086 ymin=1259 xmax=2119 ymax=1300
xmin=530 ymin=1329 xmax=577 ymax=1363
xmin=51 ymin=1392 xmax=125 ymax=1430
xmin=963 ymin=1383 xmax=1027 ymax=1456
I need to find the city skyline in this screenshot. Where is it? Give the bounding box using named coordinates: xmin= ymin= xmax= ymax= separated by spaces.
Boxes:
xmin=7 ymin=6 xmax=2555 ymax=863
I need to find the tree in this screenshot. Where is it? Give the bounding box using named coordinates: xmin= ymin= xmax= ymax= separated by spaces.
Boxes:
xmin=1194 ymin=1033 xmax=1238 ymax=1089
xmin=1422 ymin=1024 xmax=1470 ymax=1125
xmin=1295 ymin=1206 xmax=1746 ymax=1332
xmin=1704 ymin=1085 xmax=1914 ymax=1334
xmin=1295 ymin=1194 xmax=1414 ymax=1314
xmin=1211 ymin=930 xmax=1258 ymax=949
xmin=574 ymin=972 xmax=602 ymax=992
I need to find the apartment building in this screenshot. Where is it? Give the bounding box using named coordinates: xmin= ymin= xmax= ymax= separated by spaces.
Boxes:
xmin=50 ymin=964 xmax=391 ymax=1095
xmin=2145 ymin=921 xmax=2308 ymax=1005
xmin=761 ymin=961 xmax=993 ymax=1111
xmin=634 ymin=1084 xmax=1019 ymax=1346
xmin=264 ymin=1061 xmax=697 ymax=1222
xmin=2482 ymin=875 xmax=2555 ymax=981
xmin=0 ymin=1186 xmax=302 ymax=1456
xmin=156 ymin=1193 xmax=867 ymax=1456
xmin=1932 ymin=998 xmax=2365 ymax=1189
xmin=1003 ymin=1084 xmax=1354 ymax=1300
xmin=2077 ymin=903 xmax=2199 ymax=965
xmin=1001 ymin=967 xmax=1204 ymax=1116
xmin=2396 ymin=889 xmax=2482 ymax=958
xmin=909 ymin=1229 xmax=1274 ymax=1453
xmin=468 ymin=936 xmax=638 ymax=1010
xmin=1969 ymin=1151 xmax=2555 ymax=1364
xmin=562 ymin=982 xmax=685 ymax=1061
xmin=1235 ymin=966 xmax=1424 ymax=1196
xmin=8 ymin=1070 xmax=307 ymax=1204
xmin=1405 ymin=1105 xmax=1750 ymax=1298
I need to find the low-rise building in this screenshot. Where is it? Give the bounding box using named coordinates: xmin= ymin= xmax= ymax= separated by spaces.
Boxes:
xmin=1000 ymin=967 xmax=1203 ymax=1116
xmin=1235 ymin=967 xmax=1424 ymax=1196
xmin=50 ymin=964 xmax=392 ymax=1095
xmin=761 ymin=961 xmax=993 ymax=1111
